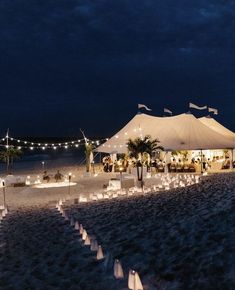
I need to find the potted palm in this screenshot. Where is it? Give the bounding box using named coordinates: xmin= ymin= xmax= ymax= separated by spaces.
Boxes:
xmin=127 ymin=135 xmax=163 ymax=188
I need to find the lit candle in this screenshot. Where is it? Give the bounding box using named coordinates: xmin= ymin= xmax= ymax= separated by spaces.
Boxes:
xmin=84 ymin=235 xmax=91 ymax=246
xmin=96 ymin=245 xmax=104 ymax=260
xmin=79 ymin=224 xmax=84 ymax=235
xmin=128 ymin=270 xmax=135 ymax=289
xmin=74 ymin=221 xmax=79 ymax=230
xmin=114 ymin=259 xmax=124 ymax=279
xmin=82 ymin=229 xmax=87 ymax=241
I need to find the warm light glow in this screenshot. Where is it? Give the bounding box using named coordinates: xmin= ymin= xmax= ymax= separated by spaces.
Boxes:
xmin=96 ymin=245 xmax=104 ymax=260
xmin=33 ymin=181 xmax=77 ymax=188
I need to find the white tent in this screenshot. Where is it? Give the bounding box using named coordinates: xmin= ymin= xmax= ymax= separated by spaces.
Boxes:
xmin=199 ymin=116 xmax=235 ymax=141
xmin=97 ymin=113 xmax=235 ymax=153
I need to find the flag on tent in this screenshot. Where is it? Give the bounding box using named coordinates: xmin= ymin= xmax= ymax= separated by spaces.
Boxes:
xmin=189 ymin=102 xmax=207 ymax=110
xmin=164 ymin=108 xmax=173 ymax=115
xmin=208 ymin=107 xmax=218 ymax=115
xmin=138 ymin=104 xmax=152 ymax=111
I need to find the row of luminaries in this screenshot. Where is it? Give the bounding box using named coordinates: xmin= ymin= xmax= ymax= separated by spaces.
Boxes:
xmin=78 ymin=174 xmax=200 ymax=202
xmin=56 ymin=200 xmax=143 ymax=290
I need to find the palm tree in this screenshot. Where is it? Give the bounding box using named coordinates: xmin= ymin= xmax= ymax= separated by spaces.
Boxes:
xmin=84 ymin=143 xmax=94 ymax=173
xmin=0 ymin=146 xmax=22 ymax=173
xmin=127 ymin=135 xmax=163 ymax=186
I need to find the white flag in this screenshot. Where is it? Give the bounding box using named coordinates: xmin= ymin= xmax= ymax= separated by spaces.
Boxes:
xmin=138 ymin=104 xmax=152 ymax=111
xmin=208 ymin=107 xmax=218 ymax=115
xmin=189 ymin=102 xmax=207 ymax=110
xmin=164 ymin=108 xmax=172 ymax=115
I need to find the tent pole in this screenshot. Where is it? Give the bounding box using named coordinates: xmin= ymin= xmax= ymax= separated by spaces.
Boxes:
xmin=200 ymin=149 xmax=203 ymax=174
xmin=164 ymin=151 xmax=168 ymax=174
xmin=230 ymin=148 xmax=233 ymax=171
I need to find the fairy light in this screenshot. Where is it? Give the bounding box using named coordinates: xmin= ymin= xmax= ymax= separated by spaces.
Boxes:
xmin=0 ymin=133 xmax=107 ymax=152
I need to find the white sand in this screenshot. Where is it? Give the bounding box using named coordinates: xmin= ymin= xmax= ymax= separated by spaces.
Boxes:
xmin=0 ymin=168 xmax=235 ymax=289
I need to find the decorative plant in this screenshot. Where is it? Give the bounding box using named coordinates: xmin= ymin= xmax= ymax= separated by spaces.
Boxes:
xmin=127 ymin=135 xmax=163 ymax=185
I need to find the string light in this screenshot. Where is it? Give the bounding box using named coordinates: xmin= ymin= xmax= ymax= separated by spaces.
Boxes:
xmin=0 ymin=133 xmax=108 ymax=151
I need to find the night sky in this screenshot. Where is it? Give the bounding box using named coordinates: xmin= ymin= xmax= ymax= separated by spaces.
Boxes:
xmin=0 ymin=0 xmax=235 ymax=138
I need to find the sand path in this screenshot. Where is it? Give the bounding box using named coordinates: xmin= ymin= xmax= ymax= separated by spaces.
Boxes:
xmin=0 ymin=204 xmax=122 ymax=290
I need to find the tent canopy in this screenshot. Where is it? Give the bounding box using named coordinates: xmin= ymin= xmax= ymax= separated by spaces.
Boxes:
xmin=97 ymin=113 xmax=235 ymax=154
xmin=199 ymin=116 xmax=235 ymax=141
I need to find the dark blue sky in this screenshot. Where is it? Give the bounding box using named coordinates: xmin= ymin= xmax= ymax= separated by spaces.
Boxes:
xmin=0 ymin=0 xmax=235 ymax=137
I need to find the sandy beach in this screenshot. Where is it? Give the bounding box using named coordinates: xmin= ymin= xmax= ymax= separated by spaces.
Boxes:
xmin=0 ymin=167 xmax=235 ymax=289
